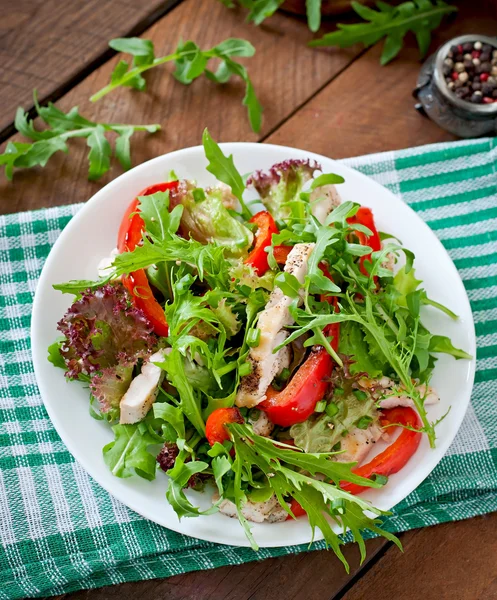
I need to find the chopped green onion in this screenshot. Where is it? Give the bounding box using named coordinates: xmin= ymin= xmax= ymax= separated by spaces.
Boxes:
xmin=247 ymin=329 xmax=261 ymax=348
xmin=325 ymin=403 xmax=339 ymax=418
xmin=334 ymin=387 xmax=344 ymax=396
xmin=353 ymin=389 xmax=368 ymax=402
xmin=371 ymin=474 xmax=389 ymax=486
xmin=356 ymin=415 xmax=373 ymax=430
xmin=192 ymin=188 xmax=206 ymax=203
xmin=315 ymin=400 xmax=327 ymax=412
xmin=239 ymin=362 xmax=252 ymax=377
xmin=279 ymin=368 xmax=291 ymax=382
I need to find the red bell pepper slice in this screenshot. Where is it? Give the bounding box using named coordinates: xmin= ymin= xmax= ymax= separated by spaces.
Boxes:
xmin=245 ymin=211 xmax=279 ymax=275
xmin=205 ymin=407 xmax=244 ymax=446
xmin=347 ymin=207 xmax=381 ymax=278
xmin=259 ymin=347 xmax=333 ymax=427
xmin=273 ymin=244 xmax=292 ymax=265
xmin=340 ymin=406 xmax=422 ymax=495
xmin=117 ymin=181 xmax=179 ymax=337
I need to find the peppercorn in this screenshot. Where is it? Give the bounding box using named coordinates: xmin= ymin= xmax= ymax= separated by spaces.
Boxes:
xmin=443 ymin=39 xmax=497 ymax=107
xmin=482 ymin=82 xmax=494 ymax=95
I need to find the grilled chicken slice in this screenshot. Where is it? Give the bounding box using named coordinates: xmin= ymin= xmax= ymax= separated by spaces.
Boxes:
xmin=120 ymin=349 xmax=168 ymax=424
xmin=358 ymin=377 xmax=440 ymax=411
xmin=310 ymin=184 xmax=342 ymax=224
xmin=335 ymin=423 xmax=384 ymax=465
xmin=236 ymin=243 xmax=315 ymax=408
xmin=214 ymin=493 xmax=287 ymax=523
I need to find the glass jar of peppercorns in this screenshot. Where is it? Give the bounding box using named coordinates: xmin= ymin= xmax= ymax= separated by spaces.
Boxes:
xmin=413 ymin=35 xmax=497 ymax=138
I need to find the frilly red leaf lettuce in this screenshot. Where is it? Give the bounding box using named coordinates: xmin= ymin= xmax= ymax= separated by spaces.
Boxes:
xmin=57 ymin=283 xmax=156 ymax=379
xmin=90 ymin=365 xmax=133 ymax=413
xmin=247 ymin=159 xmax=321 ymax=220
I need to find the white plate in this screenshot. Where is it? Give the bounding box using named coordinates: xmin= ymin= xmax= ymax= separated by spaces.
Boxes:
xmin=31 ymin=143 xmax=476 ymax=548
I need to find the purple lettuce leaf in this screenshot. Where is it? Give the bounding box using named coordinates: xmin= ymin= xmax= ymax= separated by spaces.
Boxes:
xmin=57 ymin=283 xmax=156 ymax=379
xmin=247 ymin=159 xmax=321 ymax=220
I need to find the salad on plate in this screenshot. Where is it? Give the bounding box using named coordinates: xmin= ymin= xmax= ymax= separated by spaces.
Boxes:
xmin=49 ymin=130 xmax=471 ymax=565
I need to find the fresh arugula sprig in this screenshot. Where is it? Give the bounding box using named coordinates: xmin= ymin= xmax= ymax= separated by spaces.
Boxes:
xmin=217 ymin=0 xmax=323 ymax=33
xmin=202 ymin=128 xmax=252 ymax=220
xmin=0 ymin=91 xmax=160 ymax=181
xmin=309 ymin=0 xmax=457 ymax=65
xmin=228 ymin=424 xmax=400 ymax=559
xmin=91 ymin=37 xmax=262 ymax=132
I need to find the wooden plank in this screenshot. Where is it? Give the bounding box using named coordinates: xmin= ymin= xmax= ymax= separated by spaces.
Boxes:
xmin=0 ymin=0 xmax=183 ymax=137
xmin=266 ymin=0 xmax=497 ymax=158
xmin=342 ymin=513 xmax=497 ymax=600
xmin=0 ymin=0 xmax=364 ymax=215
xmin=48 ymin=538 xmax=389 ymax=600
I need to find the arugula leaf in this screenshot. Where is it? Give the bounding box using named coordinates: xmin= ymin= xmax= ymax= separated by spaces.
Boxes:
xmin=153 ymin=402 xmax=186 ymax=439
xmin=92 ymin=37 xmax=262 ymax=132
xmin=429 ymin=335 xmax=472 ymax=360
xmin=306 ymin=0 xmax=322 ymax=32
xmin=310 ymin=172 xmax=344 ymax=189
xmin=47 ymin=340 xmax=67 ymax=371
xmin=202 ymin=129 xmax=251 ymax=219
xmin=1 ymin=91 xmax=160 ymax=181
xmin=309 ymin=0 xmax=458 ymax=65
xmin=165 ymin=461 xmax=219 ymax=518
xmin=245 ymin=0 xmax=285 ymax=25
xmin=87 ymin=125 xmax=111 ymax=181
xmin=160 ymin=348 xmax=206 ymax=435
xmin=338 ymin=321 xmax=385 ymax=377
xmin=212 ymin=455 xmax=232 ymax=495
xmin=274 ymin=272 xmax=301 ymax=298
xmin=103 ymin=423 xmax=159 ymax=480
xmin=227 ymin=424 xmax=398 ymax=560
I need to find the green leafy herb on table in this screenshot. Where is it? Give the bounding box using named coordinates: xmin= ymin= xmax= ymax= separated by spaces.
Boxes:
xmin=0 ymin=92 xmax=160 ymax=181
xmin=217 ymin=0 xmax=323 ymax=33
xmin=309 ymin=0 xmax=458 ymax=65
xmin=91 ymin=37 xmax=262 ymax=133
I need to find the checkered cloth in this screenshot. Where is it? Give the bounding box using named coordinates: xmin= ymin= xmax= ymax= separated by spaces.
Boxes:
xmin=1 ymin=138 xmax=497 ymax=599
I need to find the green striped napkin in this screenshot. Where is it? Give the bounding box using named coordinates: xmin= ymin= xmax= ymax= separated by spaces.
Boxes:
xmin=1 ymin=138 xmax=496 ymax=599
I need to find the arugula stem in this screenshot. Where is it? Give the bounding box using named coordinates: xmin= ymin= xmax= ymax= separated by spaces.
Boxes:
xmin=90 ymin=52 xmax=183 ymax=101
xmin=375 ymin=303 xmax=399 ymax=336
xmin=216 ymin=361 xmax=238 ymax=378
xmin=422 ymin=297 xmax=458 ymax=320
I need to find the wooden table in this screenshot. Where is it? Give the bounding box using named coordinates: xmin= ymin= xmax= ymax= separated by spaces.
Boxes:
xmin=2 ymin=1 xmax=497 ymax=598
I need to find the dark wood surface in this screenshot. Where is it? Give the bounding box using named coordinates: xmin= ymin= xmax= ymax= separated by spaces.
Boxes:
xmin=1 ymin=1 xmax=495 ymax=599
